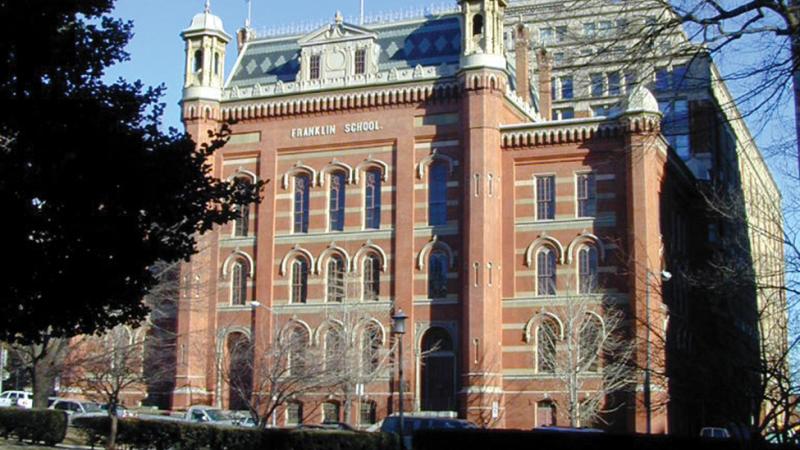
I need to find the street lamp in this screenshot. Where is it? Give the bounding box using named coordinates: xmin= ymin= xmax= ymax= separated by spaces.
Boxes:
xmin=391 ymin=309 xmax=408 ymax=443
xmin=644 ymin=269 xmax=671 ymax=434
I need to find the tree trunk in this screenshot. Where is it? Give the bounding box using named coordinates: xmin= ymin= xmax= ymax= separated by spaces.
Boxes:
xmin=343 ymin=393 xmax=352 ymax=425
xmin=108 ymin=413 xmax=118 ymax=450
xmin=30 ymin=339 xmax=69 ymax=408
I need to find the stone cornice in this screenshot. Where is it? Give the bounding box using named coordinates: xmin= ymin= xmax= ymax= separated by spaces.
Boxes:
xmin=218 ymin=79 xmax=462 ymax=121
xmin=501 ymin=113 xmax=661 ymax=148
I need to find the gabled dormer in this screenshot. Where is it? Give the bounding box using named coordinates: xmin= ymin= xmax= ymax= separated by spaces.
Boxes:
xmin=298 ymin=12 xmax=380 ymax=82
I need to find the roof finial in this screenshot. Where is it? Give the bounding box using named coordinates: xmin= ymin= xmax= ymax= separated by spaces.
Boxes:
xmin=334 ymin=10 xmax=344 ymax=25
xmin=204 ymin=0 xmax=211 ymax=13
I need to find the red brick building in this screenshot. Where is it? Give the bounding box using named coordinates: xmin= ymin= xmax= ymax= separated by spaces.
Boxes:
xmin=169 ymin=0 xmax=732 ymax=433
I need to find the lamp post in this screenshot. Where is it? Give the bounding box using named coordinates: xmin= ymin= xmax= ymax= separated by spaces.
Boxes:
xmin=644 ymin=269 xmax=671 ymax=434
xmin=391 ymin=309 xmax=408 ymax=443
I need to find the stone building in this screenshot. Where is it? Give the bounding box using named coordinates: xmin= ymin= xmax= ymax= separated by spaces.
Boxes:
xmin=165 ymin=0 xmax=784 ymax=434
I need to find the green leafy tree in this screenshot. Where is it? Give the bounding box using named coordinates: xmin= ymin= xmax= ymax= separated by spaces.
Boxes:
xmin=0 ymin=0 xmax=262 ymax=406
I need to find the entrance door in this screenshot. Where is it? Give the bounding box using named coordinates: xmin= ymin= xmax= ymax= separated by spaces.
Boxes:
xmin=536 ymin=400 xmax=556 ymax=427
xmin=420 ymin=327 xmax=455 ymax=411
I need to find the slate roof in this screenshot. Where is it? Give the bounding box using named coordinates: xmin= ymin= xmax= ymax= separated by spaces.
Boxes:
xmin=227 ymin=14 xmax=462 ymax=88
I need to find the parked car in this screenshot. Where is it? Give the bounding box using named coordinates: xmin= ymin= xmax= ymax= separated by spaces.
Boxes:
xmin=380 ymin=415 xmax=478 ymax=449
xmin=0 ymin=391 xmax=32 ymax=409
xmin=49 ymin=398 xmax=103 ymax=416
xmin=184 ymin=405 xmax=238 ymax=426
xmin=700 ymin=427 xmax=731 ymax=439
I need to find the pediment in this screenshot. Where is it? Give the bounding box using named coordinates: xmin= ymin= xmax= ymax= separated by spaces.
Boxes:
xmin=298 ymin=16 xmax=377 ymax=46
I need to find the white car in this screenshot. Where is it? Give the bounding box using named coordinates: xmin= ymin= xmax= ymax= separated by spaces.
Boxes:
xmin=0 ymin=391 xmax=33 ymax=409
xmin=49 ymin=398 xmax=103 ymax=417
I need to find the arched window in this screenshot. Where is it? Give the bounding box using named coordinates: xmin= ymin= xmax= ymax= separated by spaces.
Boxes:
xmin=420 ymin=327 xmax=455 ymax=411
xmin=286 ymin=401 xmax=303 ymax=426
xmin=193 ymin=49 xmax=203 ymax=73
xmin=226 ymin=333 xmax=252 ymax=411
xmin=329 ymin=171 xmax=346 ymax=231
xmin=537 ymin=318 xmax=559 ymax=374
xmin=231 ymin=260 xmax=248 ymax=306
xmin=291 ymin=258 xmax=308 ymax=304
xmin=578 ymin=246 xmax=599 ymax=294
xmin=287 ymin=326 xmax=309 ymax=375
xmin=359 ymin=400 xmax=377 ymax=426
xmin=579 ymin=315 xmax=602 ymax=372
xmin=233 ymin=177 xmax=252 ymax=237
xmin=472 ymin=14 xmax=484 ymax=36
xmin=365 ymin=169 xmax=382 ymax=229
xmin=428 ymin=161 xmax=448 ymax=226
xmin=361 ymin=324 xmax=382 ymax=375
xmin=294 ymin=175 xmax=310 ymax=233
xmin=536 ymin=248 xmax=557 ymax=296
xmin=324 ymin=328 xmax=343 ymax=372
xmin=363 ymin=253 xmax=381 ymax=300
xmin=214 ymin=52 xmax=220 ymax=76
xmin=326 ymin=255 xmax=345 ymax=303
xmin=322 ymin=401 xmax=340 ymax=424
xmin=428 ymin=250 xmax=449 ymax=299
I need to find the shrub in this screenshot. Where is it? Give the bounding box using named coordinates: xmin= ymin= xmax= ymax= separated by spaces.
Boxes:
xmin=0 ymin=408 xmax=68 ymax=446
xmin=72 ymin=416 xmax=398 ymax=450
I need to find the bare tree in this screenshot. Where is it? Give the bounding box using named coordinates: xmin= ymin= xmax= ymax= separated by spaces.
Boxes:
xmin=217 ymin=320 xmax=338 ymax=428
xmin=60 ymin=324 xmax=175 ymax=450
xmin=317 ymin=303 xmax=396 ymax=426
xmin=535 ymin=288 xmax=637 ymax=428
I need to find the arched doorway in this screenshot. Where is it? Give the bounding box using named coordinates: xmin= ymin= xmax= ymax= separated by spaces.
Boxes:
xmin=226 ymin=332 xmax=252 ymax=411
xmin=420 ymin=327 xmax=455 ymax=411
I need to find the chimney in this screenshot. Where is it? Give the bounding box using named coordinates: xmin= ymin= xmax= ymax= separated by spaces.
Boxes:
xmin=537 ymin=48 xmax=553 ymax=121
xmin=236 ymin=27 xmax=252 ymax=53
xmin=514 ymin=23 xmax=531 ymax=105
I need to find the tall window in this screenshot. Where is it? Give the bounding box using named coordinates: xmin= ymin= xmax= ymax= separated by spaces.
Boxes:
xmin=326 ymin=256 xmax=345 ymax=302
xmin=214 ymin=52 xmax=220 ymax=76
xmin=310 ymin=55 xmax=321 ymax=80
xmin=359 ymin=401 xmax=377 ymax=426
xmin=293 ymin=175 xmax=310 ymax=233
xmin=659 ymin=99 xmax=691 ymax=160
xmin=560 ymin=76 xmax=573 ymax=99
xmin=578 ymin=246 xmax=599 ymax=294
xmin=363 ymin=254 xmax=381 ymax=300
xmin=576 ymin=173 xmax=596 ymax=218
xmin=537 ymin=248 xmax=557 ymax=296
xmin=325 ymin=328 xmax=343 ymax=372
xmin=287 ymin=326 xmax=309 ymax=375
xmin=329 ymin=172 xmax=346 ymax=231
xmin=231 ymin=260 xmax=247 ymax=306
xmin=579 ymin=315 xmax=602 ymax=372
xmin=355 ymin=49 xmax=366 ymax=75
xmin=291 ymin=259 xmax=308 ymax=304
xmin=193 ymin=50 xmax=203 ymax=73
xmin=536 ymin=176 xmax=555 ymax=220
xmin=365 ymin=169 xmax=382 ymax=229
xmin=537 ymin=318 xmax=559 ymax=373
xmin=322 ymin=402 xmax=340 ymax=424
xmin=607 ymin=72 xmax=621 ymax=96
xmin=590 ymin=73 xmax=604 ymax=97
xmin=361 ymin=325 xmax=381 ymax=375
xmin=234 ymin=203 xmax=250 ymax=237
xmin=429 ymin=162 xmax=448 ymax=226
xmin=286 ymin=402 xmax=303 ymax=426
xmin=429 ymin=250 xmax=449 ymax=298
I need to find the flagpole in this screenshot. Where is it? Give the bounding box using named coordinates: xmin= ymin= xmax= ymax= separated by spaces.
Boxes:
xmin=360 ymin=0 xmax=365 ymax=24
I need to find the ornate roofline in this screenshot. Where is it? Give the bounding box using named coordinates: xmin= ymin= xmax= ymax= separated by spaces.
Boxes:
xmin=500 ymin=113 xmax=661 ymax=148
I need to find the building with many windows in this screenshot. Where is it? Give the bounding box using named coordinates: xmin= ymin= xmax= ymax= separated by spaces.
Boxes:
xmin=164 ymin=0 xmax=783 ymax=434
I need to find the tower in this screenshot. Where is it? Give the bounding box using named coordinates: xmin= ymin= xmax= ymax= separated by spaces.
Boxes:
xmin=173 ymin=2 xmax=232 ymax=410
xmin=181 ymin=2 xmax=231 ymax=106
xmin=457 ymin=0 xmax=508 ymax=427
xmin=459 ymin=0 xmax=508 ymax=70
